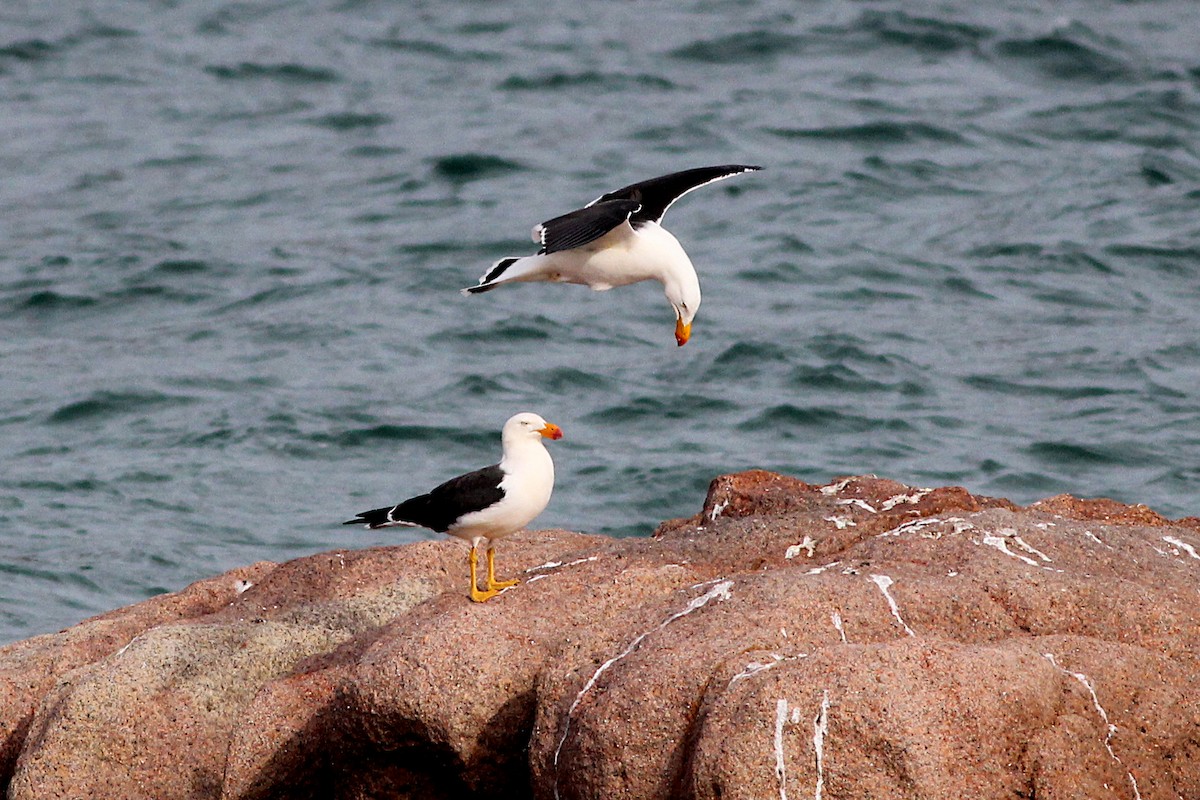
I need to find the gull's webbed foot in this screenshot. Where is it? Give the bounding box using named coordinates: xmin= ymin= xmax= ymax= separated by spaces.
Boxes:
xmin=485 ymin=546 xmax=520 ymax=593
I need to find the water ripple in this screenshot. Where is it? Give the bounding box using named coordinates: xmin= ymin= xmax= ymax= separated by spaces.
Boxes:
xmin=853 ymin=10 xmax=990 ymax=54
xmin=204 ymin=62 xmax=340 ymax=83
xmin=319 ymin=424 xmax=495 ymax=449
xmin=739 ymin=404 xmax=914 ymax=435
xmin=499 ymin=71 xmax=677 ymax=92
xmin=46 ymin=392 xmax=196 ymax=425
xmin=0 ymin=39 xmax=56 ymax=62
xmin=308 ymin=112 xmax=392 ymax=130
xmin=368 ymin=37 xmax=500 ymax=62
xmin=1025 ymin=441 xmax=1155 ymax=468
xmin=991 ymin=28 xmax=1135 ymax=84
xmin=431 ymin=153 xmax=526 ymax=183
xmin=789 ymin=364 xmax=930 ymax=397
xmin=963 ymin=376 xmax=1134 ymax=401
xmin=669 ymin=31 xmax=805 ymax=63
xmin=586 ymin=396 xmax=737 ymax=425
xmin=766 ymin=121 xmax=968 ymax=145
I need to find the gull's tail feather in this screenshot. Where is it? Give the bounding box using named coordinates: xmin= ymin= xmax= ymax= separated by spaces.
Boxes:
xmin=462 ymin=256 xmax=522 ymax=295
xmin=342 ymin=505 xmax=421 ymax=529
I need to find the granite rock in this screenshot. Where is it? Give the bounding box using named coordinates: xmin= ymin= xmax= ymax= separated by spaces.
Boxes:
xmin=0 ymin=473 xmax=1196 ymax=799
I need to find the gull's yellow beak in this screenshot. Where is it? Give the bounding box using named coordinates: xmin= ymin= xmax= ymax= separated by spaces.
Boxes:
xmin=539 ymin=422 xmax=564 ymax=440
xmin=674 ymin=317 xmax=691 ymax=347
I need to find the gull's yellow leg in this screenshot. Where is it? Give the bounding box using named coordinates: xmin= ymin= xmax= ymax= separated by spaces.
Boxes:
xmin=486 ymin=545 xmax=519 ymax=592
xmin=469 ymin=545 xmax=498 ymax=603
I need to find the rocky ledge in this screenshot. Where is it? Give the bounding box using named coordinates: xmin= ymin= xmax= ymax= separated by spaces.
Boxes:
xmin=1 ymin=471 xmax=1199 ymax=799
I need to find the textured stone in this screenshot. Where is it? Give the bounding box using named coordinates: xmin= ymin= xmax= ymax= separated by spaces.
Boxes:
xmin=218 ymin=529 xmax=612 ymax=800
xmin=10 ymin=621 xmax=346 ymax=800
xmin=0 ymin=473 xmax=1196 ymax=799
xmin=0 ymin=562 xmax=274 ymax=787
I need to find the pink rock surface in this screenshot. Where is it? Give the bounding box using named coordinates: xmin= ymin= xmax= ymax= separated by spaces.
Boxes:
xmin=0 ymin=473 xmax=1196 ymax=799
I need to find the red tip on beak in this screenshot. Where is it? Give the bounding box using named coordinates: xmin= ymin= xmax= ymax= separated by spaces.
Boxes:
xmin=540 ymin=423 xmax=563 ymax=440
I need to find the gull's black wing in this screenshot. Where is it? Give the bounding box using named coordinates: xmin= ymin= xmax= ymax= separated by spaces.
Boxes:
xmin=344 ymin=464 xmax=506 ymax=532
xmin=588 ymin=164 xmax=761 ymax=225
xmin=534 ymin=198 xmax=641 ymax=255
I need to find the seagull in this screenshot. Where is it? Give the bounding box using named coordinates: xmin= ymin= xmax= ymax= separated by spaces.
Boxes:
xmin=343 ymin=412 xmax=563 ymax=602
xmin=462 ymin=164 xmax=762 ymax=346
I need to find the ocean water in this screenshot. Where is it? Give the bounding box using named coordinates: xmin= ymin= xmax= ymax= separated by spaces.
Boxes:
xmin=1 ymin=0 xmax=1198 ymax=643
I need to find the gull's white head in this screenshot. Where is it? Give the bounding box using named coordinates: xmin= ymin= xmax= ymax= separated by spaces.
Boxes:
xmin=503 ymin=412 xmax=564 ymax=444
xmin=664 ymin=271 xmax=702 ymax=347
xmin=636 ymin=220 xmax=703 ymax=346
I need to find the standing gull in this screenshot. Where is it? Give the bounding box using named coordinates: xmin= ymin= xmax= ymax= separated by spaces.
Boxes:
xmin=343 ymin=412 xmax=563 ymax=602
xmin=463 ymin=164 xmax=762 ymax=346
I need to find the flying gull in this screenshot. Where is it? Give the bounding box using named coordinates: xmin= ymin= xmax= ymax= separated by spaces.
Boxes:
xmin=462 ymin=164 xmax=762 ymax=346
xmin=343 ymin=412 xmax=563 ymax=602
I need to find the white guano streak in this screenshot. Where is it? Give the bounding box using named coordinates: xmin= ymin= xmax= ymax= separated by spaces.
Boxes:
xmin=1042 ymin=653 xmax=1143 ymax=800
xmin=1164 ymin=535 xmax=1200 ymax=560
xmin=785 ymin=536 xmax=817 ymax=559
xmin=819 ymin=478 xmax=852 ymax=496
xmin=730 ymin=653 xmax=808 ymax=688
xmin=526 ymin=555 xmax=599 ymax=573
xmin=774 ymin=699 xmax=790 ymax=800
xmin=730 ymin=654 xmax=784 ymax=686
xmin=869 ymin=574 xmax=915 ymax=637
xmin=879 ymin=489 xmax=931 ymax=511
xmin=981 ymin=534 xmax=1041 ymax=567
xmin=775 ymin=691 xmax=832 ymax=800
xmin=831 ymin=611 xmax=847 ymax=643
xmin=551 ymin=579 xmax=734 ymax=800
xmin=813 ymin=690 xmax=830 ymax=800
xmin=878 ymin=516 xmax=944 ymax=538
xmin=1012 ymin=536 xmax=1052 ymax=562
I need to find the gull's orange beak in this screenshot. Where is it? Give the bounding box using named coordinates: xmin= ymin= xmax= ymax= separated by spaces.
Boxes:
xmin=539 ymin=422 xmax=564 ymax=440
xmin=675 ymin=317 xmax=691 ymax=347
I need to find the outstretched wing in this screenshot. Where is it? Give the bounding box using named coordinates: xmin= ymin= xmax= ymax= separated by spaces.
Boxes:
xmin=533 ymin=198 xmax=641 ymax=255
xmin=587 ymin=164 xmax=761 ymax=225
